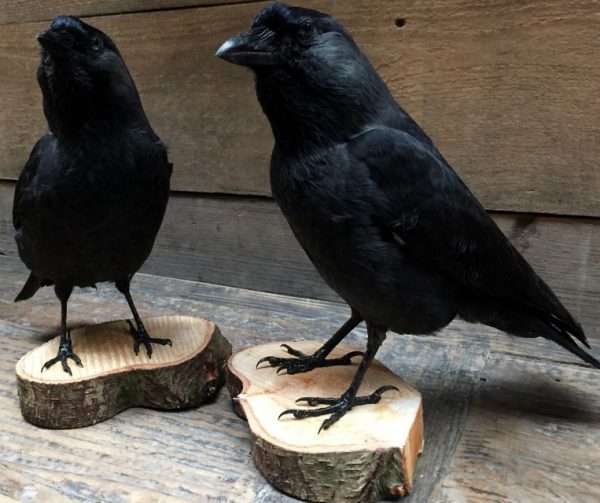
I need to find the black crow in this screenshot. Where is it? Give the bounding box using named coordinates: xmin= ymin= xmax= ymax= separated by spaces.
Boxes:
xmin=13 ymin=16 xmax=172 ymax=374
xmin=217 ymin=2 xmax=600 ymax=431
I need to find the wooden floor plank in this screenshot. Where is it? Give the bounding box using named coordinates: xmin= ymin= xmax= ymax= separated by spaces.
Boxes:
xmin=0 ymin=254 xmax=598 ymax=366
xmin=0 ymin=255 xmax=598 ymax=501
xmin=0 ymin=255 xmax=491 ymax=502
xmin=431 ymin=354 xmax=600 ymax=503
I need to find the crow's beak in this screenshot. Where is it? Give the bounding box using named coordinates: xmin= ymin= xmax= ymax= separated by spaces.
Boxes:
xmin=37 ymin=28 xmax=73 ymax=58
xmin=216 ymin=32 xmax=279 ymax=67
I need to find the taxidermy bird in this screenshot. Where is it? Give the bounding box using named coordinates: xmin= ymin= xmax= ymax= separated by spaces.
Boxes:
xmin=217 ymin=2 xmax=600 ymax=432
xmin=13 ymin=16 xmax=172 ymax=374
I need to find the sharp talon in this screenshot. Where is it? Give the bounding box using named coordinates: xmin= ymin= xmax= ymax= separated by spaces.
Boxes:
xmin=278 ymin=409 xmax=295 ymax=420
xmin=375 ymin=385 xmax=399 ymax=396
xmin=279 ymin=344 xmax=306 ymax=358
xmin=276 ymin=367 xmax=288 ymax=375
xmin=295 ymin=397 xmax=310 ymax=404
xmin=256 ymin=356 xmax=271 ymax=369
xmin=345 ymin=351 xmax=364 ymax=360
xmin=318 ymin=414 xmax=339 ymax=433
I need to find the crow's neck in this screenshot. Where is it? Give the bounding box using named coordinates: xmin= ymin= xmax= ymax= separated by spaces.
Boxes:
xmin=44 ymin=94 xmax=147 ymax=141
xmin=256 ymin=68 xmax=390 ymax=153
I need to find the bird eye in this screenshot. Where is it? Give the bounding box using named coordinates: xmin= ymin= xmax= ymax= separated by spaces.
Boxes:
xmin=91 ymin=37 xmax=101 ymax=52
xmin=299 ymin=20 xmax=313 ymax=35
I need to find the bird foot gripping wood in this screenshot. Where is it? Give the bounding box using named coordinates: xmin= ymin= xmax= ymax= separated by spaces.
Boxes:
xmin=40 ymin=332 xmax=83 ymax=376
xmin=126 ymin=319 xmax=172 ymax=357
xmin=280 ymin=385 xmax=399 ymax=433
xmin=227 ymin=341 xmax=424 ymax=502
xmin=16 ymin=315 xmax=231 ymax=429
xmin=256 ymin=343 xmax=363 ymax=375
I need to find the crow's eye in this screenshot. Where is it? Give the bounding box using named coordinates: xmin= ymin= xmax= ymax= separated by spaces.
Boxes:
xmin=91 ymin=37 xmax=101 ymax=52
xmin=299 ymin=20 xmax=313 ymax=35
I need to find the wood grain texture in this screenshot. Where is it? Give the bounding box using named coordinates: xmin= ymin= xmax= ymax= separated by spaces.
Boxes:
xmin=0 ymin=1 xmax=599 ymax=216
xmin=0 ymin=0 xmax=260 ymax=25
xmin=227 ymin=342 xmax=423 ymax=501
xmin=17 ymin=315 xmax=231 ymax=429
xmin=1 ymin=181 xmax=598 ymax=344
xmin=0 ymin=255 xmax=598 ymax=501
xmin=432 ymin=353 xmax=600 ymax=503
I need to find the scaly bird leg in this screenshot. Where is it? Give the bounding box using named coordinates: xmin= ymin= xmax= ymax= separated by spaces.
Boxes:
xmin=116 ymin=278 xmax=172 ymax=358
xmin=41 ymin=285 xmax=83 ymax=375
xmin=256 ymin=311 xmax=364 ymax=374
xmin=279 ymin=323 xmax=397 ymax=433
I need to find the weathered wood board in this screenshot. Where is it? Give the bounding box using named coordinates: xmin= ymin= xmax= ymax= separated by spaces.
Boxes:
xmin=2 ymin=182 xmax=598 ymax=345
xmin=16 ymin=315 xmax=231 ymax=429
xmin=0 ymin=0 xmax=259 ymax=25
xmin=227 ymin=342 xmax=424 ymax=501
xmin=1 ymin=1 xmax=599 ymax=216
xmin=431 ymin=353 xmax=600 ymax=502
xmin=0 ymin=256 xmax=599 ymax=501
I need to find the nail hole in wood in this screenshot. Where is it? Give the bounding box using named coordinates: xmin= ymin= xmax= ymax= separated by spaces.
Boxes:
xmin=395 ymin=18 xmax=406 ymax=29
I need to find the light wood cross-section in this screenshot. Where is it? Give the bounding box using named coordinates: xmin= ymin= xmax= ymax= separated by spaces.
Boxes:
xmin=228 ymin=341 xmax=424 ymax=502
xmin=16 ymin=315 xmax=231 ymax=429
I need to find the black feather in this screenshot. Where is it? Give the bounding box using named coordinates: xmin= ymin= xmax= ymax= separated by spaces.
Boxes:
xmin=14 ymin=18 xmax=171 ymax=347
xmin=220 ymin=2 xmax=599 ymax=370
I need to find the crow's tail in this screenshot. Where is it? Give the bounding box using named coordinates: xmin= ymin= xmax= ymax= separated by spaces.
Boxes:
xmin=14 ymin=273 xmax=42 ymax=302
xmin=459 ymin=296 xmax=600 ymax=369
xmin=543 ymin=322 xmax=600 ymax=369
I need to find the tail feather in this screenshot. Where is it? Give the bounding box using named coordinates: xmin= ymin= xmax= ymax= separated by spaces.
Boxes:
xmin=459 ymin=296 xmax=599 ymax=369
xmin=543 ymin=324 xmax=600 ymax=369
xmin=14 ymin=273 xmax=42 ymax=302
xmin=547 ymin=312 xmax=589 ymax=349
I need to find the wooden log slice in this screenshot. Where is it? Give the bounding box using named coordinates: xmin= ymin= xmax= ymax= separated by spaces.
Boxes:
xmin=16 ymin=315 xmax=231 ymax=429
xmin=227 ymin=341 xmax=424 ymax=502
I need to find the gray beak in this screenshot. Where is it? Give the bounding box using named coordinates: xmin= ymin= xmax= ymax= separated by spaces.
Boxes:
xmin=216 ymin=32 xmax=279 ymax=67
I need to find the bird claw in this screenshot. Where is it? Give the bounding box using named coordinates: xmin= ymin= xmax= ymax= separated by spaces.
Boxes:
xmin=256 ymin=344 xmax=308 ymax=369
xmin=127 ymin=320 xmax=172 ymax=358
xmin=279 ymin=385 xmax=399 ymax=432
xmin=40 ymin=334 xmax=83 ymax=375
xmin=256 ymin=344 xmax=363 ymax=375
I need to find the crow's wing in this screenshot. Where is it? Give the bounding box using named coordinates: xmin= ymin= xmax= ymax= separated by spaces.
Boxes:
xmin=13 ymin=134 xmax=57 ymax=301
xmin=13 ymin=134 xmax=54 ymax=230
xmin=348 ymin=126 xmax=587 ymax=346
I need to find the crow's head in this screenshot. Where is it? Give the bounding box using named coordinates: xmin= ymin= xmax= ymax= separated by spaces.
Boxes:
xmin=216 ymin=2 xmax=355 ymax=68
xmin=217 ymin=3 xmax=389 ymax=148
xmin=37 ymin=16 xmax=146 ymax=136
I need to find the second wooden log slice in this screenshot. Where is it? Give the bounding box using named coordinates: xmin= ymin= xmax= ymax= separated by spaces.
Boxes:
xmin=227 ymin=341 xmax=424 ymax=502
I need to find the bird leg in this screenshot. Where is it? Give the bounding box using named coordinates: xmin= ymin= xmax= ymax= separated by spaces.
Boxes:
xmin=116 ymin=278 xmax=172 ymax=358
xmin=256 ymin=311 xmax=364 ymax=374
xmin=41 ymin=287 xmax=83 ymax=375
xmin=278 ymin=324 xmax=397 ymax=432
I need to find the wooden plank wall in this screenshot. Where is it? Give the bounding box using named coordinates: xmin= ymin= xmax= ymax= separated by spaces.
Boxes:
xmin=0 ymin=1 xmax=598 ymax=338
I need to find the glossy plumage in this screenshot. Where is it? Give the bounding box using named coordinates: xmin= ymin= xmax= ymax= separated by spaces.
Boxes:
xmin=218 ymin=2 xmax=599 ymax=430
xmin=14 ymin=16 xmax=172 ymax=373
